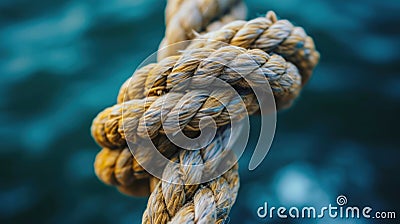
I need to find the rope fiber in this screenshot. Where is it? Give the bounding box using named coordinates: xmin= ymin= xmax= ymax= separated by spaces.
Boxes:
xmin=91 ymin=1 xmax=319 ymax=223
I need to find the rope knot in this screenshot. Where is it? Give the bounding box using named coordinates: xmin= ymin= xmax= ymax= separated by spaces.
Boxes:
xmin=91 ymin=1 xmax=319 ymax=223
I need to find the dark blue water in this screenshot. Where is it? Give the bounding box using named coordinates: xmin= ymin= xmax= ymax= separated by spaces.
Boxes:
xmin=1 ymin=0 xmax=399 ymax=223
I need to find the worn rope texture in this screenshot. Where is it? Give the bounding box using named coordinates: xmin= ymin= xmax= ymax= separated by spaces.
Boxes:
xmin=92 ymin=10 xmax=318 ymax=193
xmin=94 ymin=125 xmax=233 ymax=196
xmin=93 ymin=11 xmax=320 ymax=149
xmin=186 ymin=11 xmax=319 ymax=84
xmin=121 ymin=11 xmax=318 ymax=108
xmin=91 ymin=7 xmax=319 ymax=224
xmin=143 ymin=163 xmax=239 ymax=224
xmin=92 ymin=46 xmax=301 ymax=148
xmin=92 ymin=47 xmax=301 ymax=222
xmin=140 ymin=125 xmax=239 ymax=223
xmin=158 ymin=0 xmax=246 ymax=60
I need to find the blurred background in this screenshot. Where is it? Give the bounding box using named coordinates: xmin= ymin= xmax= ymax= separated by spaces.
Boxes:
xmin=1 ymin=0 xmax=399 ymax=223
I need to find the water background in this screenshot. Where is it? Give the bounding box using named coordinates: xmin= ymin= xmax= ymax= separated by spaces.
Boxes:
xmin=1 ymin=0 xmax=399 ymax=223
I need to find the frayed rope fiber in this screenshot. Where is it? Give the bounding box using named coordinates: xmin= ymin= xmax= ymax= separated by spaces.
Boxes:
xmin=91 ymin=0 xmax=319 ymax=223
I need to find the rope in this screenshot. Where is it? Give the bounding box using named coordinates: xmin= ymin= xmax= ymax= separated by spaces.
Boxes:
xmin=92 ymin=47 xmax=301 ymax=148
xmin=120 ymin=11 xmax=318 ymax=106
xmin=186 ymin=11 xmax=319 ymax=84
xmin=141 ymin=125 xmax=238 ymax=223
xmin=94 ymin=147 xmax=150 ymax=196
xmin=91 ymin=1 xmax=319 ymax=223
xmin=143 ymin=164 xmax=239 ymax=224
xmin=158 ymin=0 xmax=246 ymax=60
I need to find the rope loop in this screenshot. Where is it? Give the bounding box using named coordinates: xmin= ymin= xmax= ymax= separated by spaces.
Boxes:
xmin=91 ymin=1 xmax=319 ymax=223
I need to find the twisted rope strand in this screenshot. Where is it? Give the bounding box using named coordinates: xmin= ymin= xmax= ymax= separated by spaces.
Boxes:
xmin=140 ymin=126 xmax=236 ymax=221
xmin=159 ymin=0 xmax=246 ymax=60
xmin=143 ymin=164 xmax=239 ymax=224
xmin=92 ymin=47 xmax=298 ymax=222
xmin=94 ymin=147 xmax=151 ymax=196
xmin=117 ymin=63 xmax=158 ymax=103
xmin=91 ymin=2 xmax=319 ymax=222
xmin=90 ymin=40 xmax=302 ymax=203
xmin=120 ymin=12 xmax=318 ymax=109
xmin=185 ymin=11 xmax=319 ymax=84
xmin=204 ymin=1 xmax=247 ymax=32
xmin=92 ymin=46 xmax=300 ymax=149
xmin=94 ymin=122 xmax=233 ymax=196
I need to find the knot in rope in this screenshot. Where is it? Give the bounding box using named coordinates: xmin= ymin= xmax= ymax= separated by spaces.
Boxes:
xmin=91 ymin=1 xmax=319 ymax=223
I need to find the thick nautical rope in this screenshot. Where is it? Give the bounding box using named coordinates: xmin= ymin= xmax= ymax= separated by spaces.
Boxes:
xmin=93 ymin=0 xmax=247 ymax=197
xmin=92 ymin=11 xmax=318 ymax=195
xmin=91 ymin=6 xmax=319 ymax=224
xmin=186 ymin=11 xmax=319 ymax=84
xmin=92 ymin=11 xmax=320 ymax=149
xmin=158 ymin=0 xmax=246 ymax=60
xmin=94 ymin=126 xmax=233 ymax=196
xmin=122 ymin=11 xmax=318 ymax=108
xmin=92 ymin=47 xmax=300 ymax=223
xmin=143 ymin=163 xmax=239 ymax=224
xmin=92 ymin=46 xmax=301 ymax=148
xmin=141 ymin=126 xmax=239 ymax=223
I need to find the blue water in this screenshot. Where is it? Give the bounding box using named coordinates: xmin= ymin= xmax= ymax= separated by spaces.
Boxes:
xmin=1 ymin=0 xmax=399 ymax=223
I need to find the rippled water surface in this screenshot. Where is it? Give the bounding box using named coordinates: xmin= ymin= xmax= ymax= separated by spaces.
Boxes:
xmin=1 ymin=0 xmax=399 ymax=223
